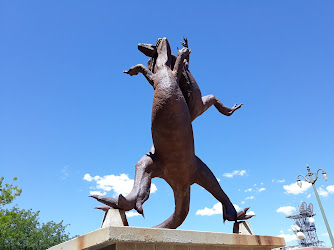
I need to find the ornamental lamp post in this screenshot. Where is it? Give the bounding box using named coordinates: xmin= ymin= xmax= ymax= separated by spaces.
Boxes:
xmin=297 ymin=165 xmax=334 ymax=248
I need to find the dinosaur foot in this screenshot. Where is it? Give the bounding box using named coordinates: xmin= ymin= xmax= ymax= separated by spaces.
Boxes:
xmin=90 ymin=194 xmax=145 ymax=217
xmin=89 ymin=195 xmax=120 ymax=209
xmin=116 ymin=194 xmax=145 ymax=217
xmin=236 ymin=207 xmax=255 ymax=220
xmin=134 ymin=202 xmax=144 ymax=218
xmin=223 ymin=205 xmax=255 ymax=222
xmin=94 ymin=205 xmax=112 ymax=212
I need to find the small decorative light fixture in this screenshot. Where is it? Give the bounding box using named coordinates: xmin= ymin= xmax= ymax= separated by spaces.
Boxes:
xmin=291 ymin=224 xmax=301 ymax=232
xmin=322 ymin=171 xmax=328 ymax=181
xmin=296 ymin=165 xmax=333 ymax=248
xmin=297 ymin=232 xmax=305 ymax=240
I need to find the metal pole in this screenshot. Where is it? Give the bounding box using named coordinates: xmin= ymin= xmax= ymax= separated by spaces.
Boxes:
xmin=312 ymin=183 xmax=334 ymax=248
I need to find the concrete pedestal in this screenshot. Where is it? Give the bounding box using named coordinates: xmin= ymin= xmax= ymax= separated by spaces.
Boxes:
xmin=297 ymin=248 xmax=332 ymax=250
xmin=233 ymin=221 xmax=254 ymax=235
xmin=101 ymin=208 xmax=128 ymax=228
xmin=48 ymin=226 xmax=285 ymax=250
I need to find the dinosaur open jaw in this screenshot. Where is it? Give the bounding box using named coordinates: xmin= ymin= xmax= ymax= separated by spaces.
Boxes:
xmin=156 ymin=37 xmax=172 ymax=68
xmin=138 ymin=43 xmax=156 ymax=58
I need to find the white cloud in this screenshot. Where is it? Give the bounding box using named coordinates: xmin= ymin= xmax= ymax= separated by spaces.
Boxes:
xmin=126 ymin=211 xmax=141 ymax=218
xmin=150 ymin=184 xmax=157 ymax=193
xmin=322 ymin=232 xmax=329 ymax=237
xmin=245 ymin=196 xmax=254 ymax=200
xmin=196 ymin=203 xmax=241 ymax=216
xmin=283 ymin=181 xmax=312 ymax=195
xmin=196 ymin=202 xmax=222 ymax=216
xmin=272 ymin=179 xmax=285 ymax=183
xmin=280 ymin=230 xmax=284 ymax=234
xmin=83 ymin=173 xmax=157 ymax=197
xmin=278 ymin=234 xmax=297 ymax=243
xmin=61 ymin=166 xmax=69 ymax=180
xmin=234 ymin=204 xmax=241 ymax=212
xmin=89 ymin=190 xmax=107 ymax=196
xmin=326 ymin=185 xmax=334 ymax=194
xmin=241 ymin=201 xmax=245 ymax=204
xmin=307 ymin=194 xmax=311 ymax=198
xmin=318 ymin=185 xmax=334 ymax=197
xmin=318 ymin=187 xmax=328 ymax=197
xmin=244 ymin=187 xmax=265 ymax=193
xmin=260 ymin=182 xmax=264 ymax=185
xmin=151 ymin=184 xmax=157 ymax=193
xmin=247 ymin=211 xmax=255 ymax=216
xmin=276 ymin=206 xmax=296 ymax=216
xmin=223 ymin=170 xmax=246 ymax=178
xmin=83 ymin=173 xmax=93 ymax=182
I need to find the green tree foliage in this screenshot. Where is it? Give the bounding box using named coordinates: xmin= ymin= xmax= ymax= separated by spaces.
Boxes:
xmin=0 ymin=177 xmax=22 ymax=206
xmin=0 ymin=177 xmax=73 ymax=249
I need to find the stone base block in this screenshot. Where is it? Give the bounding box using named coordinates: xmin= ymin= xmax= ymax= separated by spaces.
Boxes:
xmin=101 ymin=208 xmax=128 ymax=228
xmin=296 ymin=248 xmax=332 ymax=250
xmin=233 ymin=221 xmax=254 ymax=235
xmin=48 ymin=226 xmax=285 ymax=250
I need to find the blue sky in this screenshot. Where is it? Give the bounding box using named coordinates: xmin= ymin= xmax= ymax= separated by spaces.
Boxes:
xmin=1 ymin=1 xmax=333 ymax=247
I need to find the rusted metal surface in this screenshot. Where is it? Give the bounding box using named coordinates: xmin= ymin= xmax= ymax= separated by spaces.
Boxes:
xmin=91 ymin=38 xmax=252 ymax=229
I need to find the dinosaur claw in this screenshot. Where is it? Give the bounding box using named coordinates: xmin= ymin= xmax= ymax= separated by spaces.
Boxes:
xmin=222 ymin=205 xmax=226 ymax=223
xmin=236 ymin=207 xmax=254 ymax=221
xmin=135 ymin=202 xmax=144 ymax=218
xmin=94 ymin=205 xmax=111 ymax=212
xmin=243 ymin=214 xmax=255 ymax=220
xmin=181 ymin=37 xmax=188 ymax=48
xmin=117 ymin=194 xmax=130 ymax=209
xmin=90 ymin=195 xmax=100 ymax=199
xmin=90 ymin=195 xmax=119 ymax=209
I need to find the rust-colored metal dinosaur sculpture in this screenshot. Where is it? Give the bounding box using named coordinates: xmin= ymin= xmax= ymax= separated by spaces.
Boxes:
xmin=138 ymin=37 xmax=243 ymax=121
xmin=91 ymin=38 xmax=253 ymax=229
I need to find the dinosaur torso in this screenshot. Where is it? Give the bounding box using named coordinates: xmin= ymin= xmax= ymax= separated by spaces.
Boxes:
xmin=151 ymin=65 xmax=194 ymax=185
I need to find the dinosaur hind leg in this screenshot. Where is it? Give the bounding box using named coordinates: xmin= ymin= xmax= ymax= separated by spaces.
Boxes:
xmin=193 ymin=156 xmax=237 ymax=222
xmin=125 ymin=153 xmax=155 ymax=215
xmin=153 ymin=185 xmax=190 ymax=229
xmin=91 ymin=153 xmax=155 ymax=215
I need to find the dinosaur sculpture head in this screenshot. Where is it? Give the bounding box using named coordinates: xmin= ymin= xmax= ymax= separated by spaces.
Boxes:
xmin=138 ymin=43 xmax=156 ymax=58
xmin=138 ymin=38 xmax=174 ymax=72
xmin=155 ymin=37 xmax=172 ymax=68
xmin=138 ymin=39 xmax=158 ymax=72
